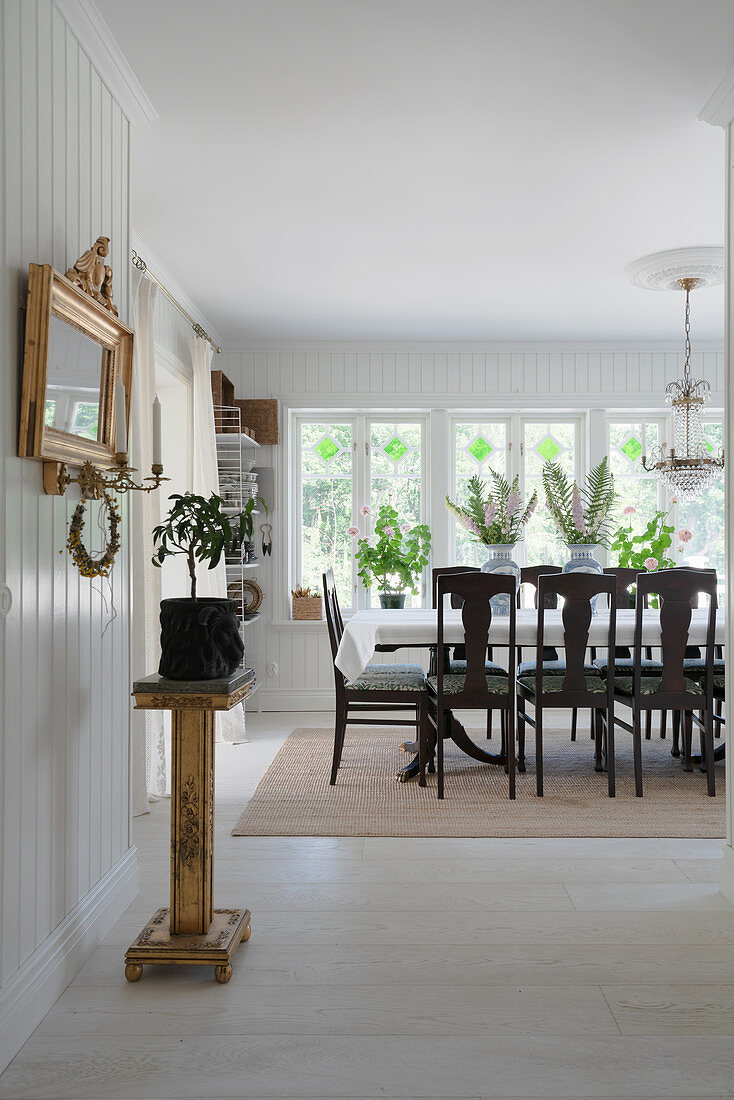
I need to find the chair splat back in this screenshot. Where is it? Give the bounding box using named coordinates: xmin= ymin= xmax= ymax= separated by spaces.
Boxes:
xmin=437 ymin=572 xmax=515 ymax=700
xmin=635 ymin=569 xmax=717 ymax=698
xmin=432 ymin=565 xmax=479 ymax=609
xmin=322 ymin=569 xmax=344 ymax=663
xmin=537 ymin=572 xmax=616 ymax=695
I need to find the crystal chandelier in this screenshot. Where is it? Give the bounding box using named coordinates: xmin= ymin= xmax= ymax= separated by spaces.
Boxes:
xmin=642 ymin=277 xmax=724 ymax=500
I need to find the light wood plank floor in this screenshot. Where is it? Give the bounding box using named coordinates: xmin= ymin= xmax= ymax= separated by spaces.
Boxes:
xmin=1 ymin=710 xmax=733 ymax=1100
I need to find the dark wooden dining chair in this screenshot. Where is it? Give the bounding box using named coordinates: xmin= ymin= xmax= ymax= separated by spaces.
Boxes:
xmin=424 ymin=572 xmax=516 ymax=800
xmin=612 ymin=568 xmax=718 ymax=797
xmin=323 ymin=569 xmax=428 ymax=785
xmin=432 ymin=565 xmax=508 ymax=740
xmin=593 ymin=568 xmax=664 ymax=741
xmin=517 ymin=572 xmax=617 ymax=797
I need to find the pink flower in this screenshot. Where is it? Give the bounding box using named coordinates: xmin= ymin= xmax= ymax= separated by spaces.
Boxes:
xmin=461 ymin=515 xmax=482 ymax=537
xmin=382 ymin=525 xmax=396 ymax=540
xmin=506 ymin=490 xmax=521 ymax=518
xmin=571 ymin=485 xmax=586 ymax=536
xmin=484 ymin=500 xmax=496 ymax=526
xmin=623 ymin=506 xmax=636 ymax=516
xmin=644 ymin=556 xmax=659 ymax=571
xmin=359 ymin=505 xmax=371 ymax=517
xmin=678 ymin=529 xmax=693 ymax=543
xmin=347 ymin=526 xmax=360 ymax=538
xmin=400 ymin=524 xmax=410 ymax=533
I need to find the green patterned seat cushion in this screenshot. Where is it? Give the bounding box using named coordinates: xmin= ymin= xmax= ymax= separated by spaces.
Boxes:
xmin=518 ymin=659 xmax=596 ymax=676
xmin=593 ymin=657 xmax=663 ymax=674
xmin=448 ymin=660 xmax=508 ymax=676
xmin=614 ymin=675 xmax=701 ymax=697
xmin=713 ymin=675 xmax=725 ymax=695
xmin=518 ymin=673 xmax=606 ymax=695
xmin=681 ymin=658 xmax=725 ymax=677
xmin=345 ymin=663 xmax=426 ymax=692
xmin=427 ymin=673 xmax=510 ymax=696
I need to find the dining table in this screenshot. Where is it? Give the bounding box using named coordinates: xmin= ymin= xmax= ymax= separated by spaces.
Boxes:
xmin=334 ymin=606 xmax=726 ymax=781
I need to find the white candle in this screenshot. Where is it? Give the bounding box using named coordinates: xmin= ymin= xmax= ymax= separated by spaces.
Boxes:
xmin=114 ymin=374 xmax=127 ymax=453
xmin=152 ymin=394 xmax=162 ymax=466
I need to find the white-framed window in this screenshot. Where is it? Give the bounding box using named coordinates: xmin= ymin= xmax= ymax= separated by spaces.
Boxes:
xmin=674 ymin=416 xmax=725 ymax=578
xmin=294 ymin=413 xmax=428 ymax=610
xmin=607 ymin=417 xmax=667 ymax=561
xmin=521 ymin=419 xmax=580 ymax=566
xmin=451 ymin=419 xmax=510 ymax=565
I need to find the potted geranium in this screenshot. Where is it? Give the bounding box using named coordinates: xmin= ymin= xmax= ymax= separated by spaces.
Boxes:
xmin=353 ymin=503 xmax=431 ymax=608
xmin=610 ymin=506 xmax=683 ymax=606
xmin=542 ymin=457 xmax=616 ymax=590
xmin=445 ymin=472 xmax=537 ymax=613
xmin=152 ymin=492 xmax=259 ymax=680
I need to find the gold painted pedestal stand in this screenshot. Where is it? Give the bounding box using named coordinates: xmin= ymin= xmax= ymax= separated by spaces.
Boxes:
xmin=125 ymin=671 xmax=253 ymax=984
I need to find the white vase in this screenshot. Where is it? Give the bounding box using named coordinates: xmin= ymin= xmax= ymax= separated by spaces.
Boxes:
xmin=562 ymin=543 xmax=603 ymax=612
xmin=480 ymin=544 xmax=520 ymax=616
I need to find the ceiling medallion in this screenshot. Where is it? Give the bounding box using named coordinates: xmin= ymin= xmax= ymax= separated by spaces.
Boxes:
xmin=625 ymin=246 xmax=725 ymax=292
xmin=630 ymin=262 xmax=725 ymax=500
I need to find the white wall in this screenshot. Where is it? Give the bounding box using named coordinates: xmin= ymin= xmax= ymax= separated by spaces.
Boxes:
xmin=219 ymin=343 xmax=724 ymax=710
xmin=0 ymin=0 xmax=137 ymax=1070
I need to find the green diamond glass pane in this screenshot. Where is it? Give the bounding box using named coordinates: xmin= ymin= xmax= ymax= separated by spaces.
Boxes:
xmin=705 ymin=439 xmax=714 ymax=453
xmin=535 ymin=435 xmax=561 ymax=462
xmin=315 ymin=436 xmax=339 ymax=463
xmin=384 ymin=436 xmax=408 ymax=462
xmin=468 ymin=436 xmax=492 ymax=462
xmin=620 ymin=436 xmax=642 ymax=462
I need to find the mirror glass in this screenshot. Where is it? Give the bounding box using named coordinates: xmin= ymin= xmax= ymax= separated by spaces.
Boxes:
xmin=44 ymin=312 xmax=106 ymax=441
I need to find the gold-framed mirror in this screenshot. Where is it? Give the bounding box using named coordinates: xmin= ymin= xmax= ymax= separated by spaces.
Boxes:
xmin=18 ymin=262 xmax=133 ymax=477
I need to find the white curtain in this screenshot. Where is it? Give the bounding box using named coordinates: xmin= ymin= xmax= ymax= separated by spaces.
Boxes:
xmin=190 ymin=336 xmax=248 ymax=743
xmin=130 ymin=267 xmax=164 ymax=813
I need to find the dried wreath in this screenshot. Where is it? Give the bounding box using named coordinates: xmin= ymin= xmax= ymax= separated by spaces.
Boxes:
xmin=66 ymin=491 xmax=121 ymax=578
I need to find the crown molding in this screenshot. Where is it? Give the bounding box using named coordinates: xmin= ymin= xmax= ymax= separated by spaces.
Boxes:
xmin=218 ymin=339 xmax=725 ymax=354
xmin=700 ymin=66 xmax=734 ymax=128
xmin=53 ymin=0 xmax=157 ymax=125
xmin=132 ymin=232 xmax=225 ymax=352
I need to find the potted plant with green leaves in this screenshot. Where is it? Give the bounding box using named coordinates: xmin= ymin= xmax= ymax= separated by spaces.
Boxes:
xmin=542 ymin=456 xmax=617 ymax=605
xmin=353 ymin=503 xmax=431 ymax=608
xmin=445 ymin=471 xmax=538 ymax=614
xmin=152 ymin=492 xmax=259 ymax=680
xmin=610 ymin=505 xmax=682 ymax=606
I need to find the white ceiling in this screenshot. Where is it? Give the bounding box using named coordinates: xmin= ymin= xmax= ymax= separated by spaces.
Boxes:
xmin=97 ymin=0 xmax=734 ymax=343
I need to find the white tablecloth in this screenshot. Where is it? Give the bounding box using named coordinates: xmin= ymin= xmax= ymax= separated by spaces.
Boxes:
xmin=334 ymin=607 xmax=725 ymax=683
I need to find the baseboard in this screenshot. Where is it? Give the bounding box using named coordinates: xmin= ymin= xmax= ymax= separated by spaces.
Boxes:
xmin=257 ymin=689 xmax=334 ymax=711
xmin=721 ymin=844 xmax=734 ymax=905
xmin=0 ymin=845 xmax=139 ymax=1073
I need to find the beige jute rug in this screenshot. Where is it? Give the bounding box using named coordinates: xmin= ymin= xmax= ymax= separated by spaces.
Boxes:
xmin=232 ymin=725 xmax=726 ymax=838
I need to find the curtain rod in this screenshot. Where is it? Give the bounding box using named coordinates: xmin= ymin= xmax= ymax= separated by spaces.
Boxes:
xmin=131 ymin=249 xmax=222 ymax=354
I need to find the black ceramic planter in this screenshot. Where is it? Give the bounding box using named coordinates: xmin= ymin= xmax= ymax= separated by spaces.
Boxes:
xmin=158 ymin=597 xmax=244 ymax=681
xmin=379 ymin=593 xmax=406 ymax=609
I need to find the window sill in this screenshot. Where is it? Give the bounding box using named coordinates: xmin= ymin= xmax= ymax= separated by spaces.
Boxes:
xmin=270 ymin=618 xmax=328 ymax=631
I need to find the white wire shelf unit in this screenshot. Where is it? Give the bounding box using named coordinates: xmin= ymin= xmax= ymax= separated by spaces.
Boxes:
xmin=214 ymin=404 xmax=262 ymax=702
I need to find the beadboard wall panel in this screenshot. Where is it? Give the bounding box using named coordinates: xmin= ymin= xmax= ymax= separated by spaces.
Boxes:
xmin=218 ymin=345 xmax=724 ymax=709
xmin=0 ymin=0 xmax=136 ymax=1070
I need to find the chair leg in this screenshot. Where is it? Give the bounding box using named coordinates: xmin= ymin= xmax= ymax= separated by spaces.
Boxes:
xmin=682 ymin=711 xmax=694 ymax=772
xmin=517 ymin=696 xmax=526 ymax=773
xmin=501 ymin=710 xmax=508 ymax=769
xmin=535 ymin=703 xmax=544 ymax=797
xmin=330 ymin=708 xmax=347 ymax=785
xmin=632 ymin=708 xmax=643 ymax=797
xmin=487 ymin=710 xmax=492 ymax=740
xmin=671 ymin=710 xmax=681 ymax=757
xmin=507 ymin=705 xmax=516 ymax=801
xmin=437 ymin=706 xmax=446 ymax=800
xmin=645 ymin=710 xmax=652 ymax=740
xmin=715 ymin=696 xmax=722 ymax=738
xmin=606 ymin=704 xmax=616 ymax=798
xmin=660 ymin=710 xmax=667 ymax=739
xmin=571 ymin=708 xmax=577 ymax=741
xmin=593 ymin=709 xmax=604 ymax=772
xmin=418 ymin=698 xmax=427 ymax=788
xmin=589 ymin=709 xmax=595 ymax=741
xmin=704 ymin=707 xmax=716 ymax=797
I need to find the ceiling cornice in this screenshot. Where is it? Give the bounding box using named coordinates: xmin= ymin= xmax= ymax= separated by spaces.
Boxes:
xmin=54 ymin=0 xmax=157 ymax=125
xmin=700 ymin=65 xmax=734 ymax=127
